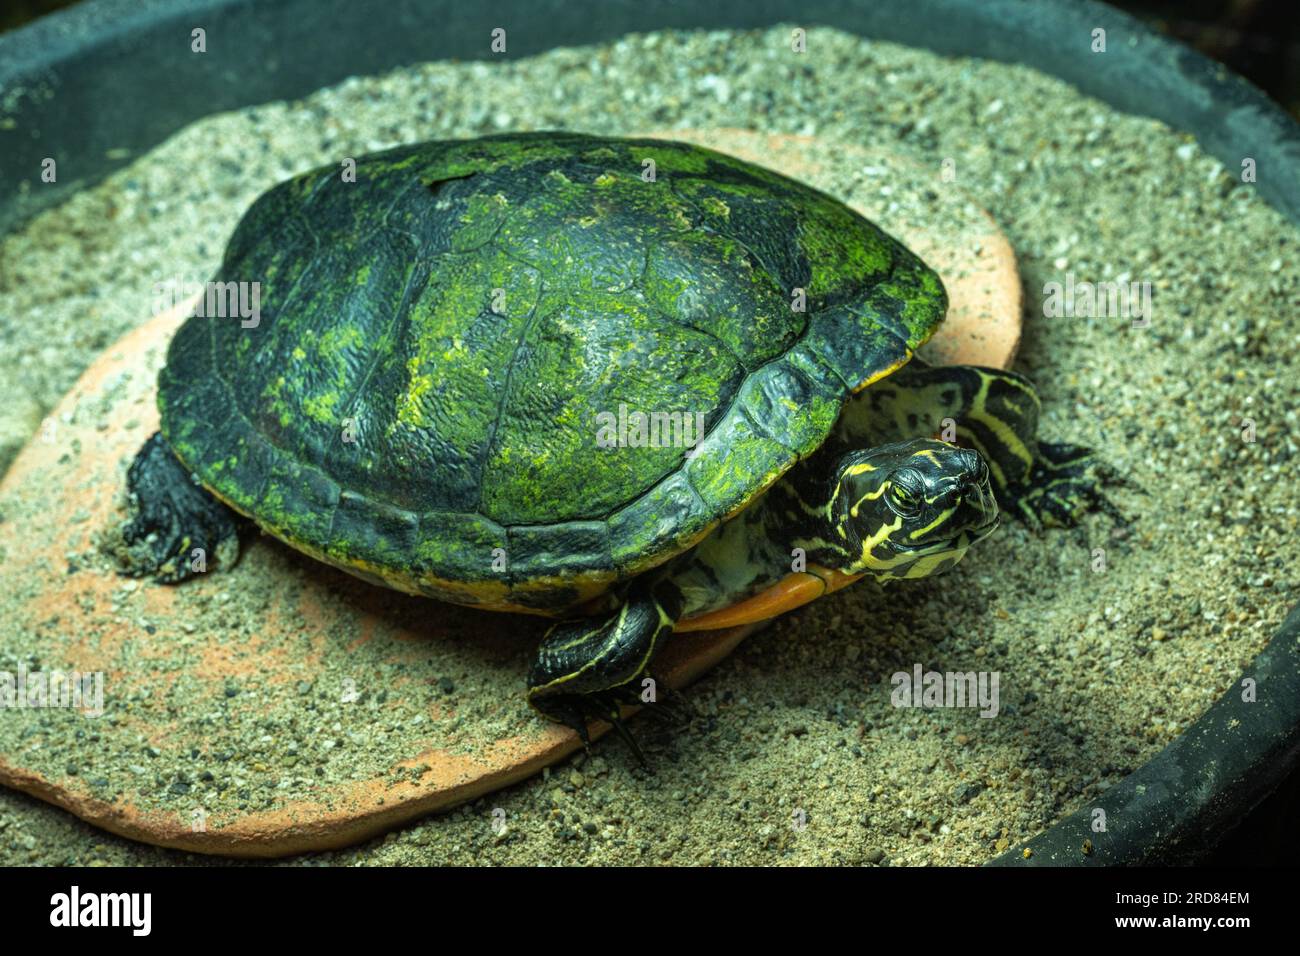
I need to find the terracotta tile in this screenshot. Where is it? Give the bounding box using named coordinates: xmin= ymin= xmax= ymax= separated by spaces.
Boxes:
xmin=0 ymin=130 xmax=1020 ymax=856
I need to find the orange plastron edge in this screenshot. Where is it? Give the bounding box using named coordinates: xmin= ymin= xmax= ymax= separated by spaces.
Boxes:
xmin=676 ymin=564 xmax=864 ymax=633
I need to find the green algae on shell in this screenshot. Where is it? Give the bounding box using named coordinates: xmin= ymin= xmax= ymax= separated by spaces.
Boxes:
xmin=158 ymin=132 xmax=946 ymax=611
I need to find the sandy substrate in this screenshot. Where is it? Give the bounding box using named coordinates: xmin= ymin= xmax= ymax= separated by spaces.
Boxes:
xmin=1 ymin=25 xmax=1298 ymax=865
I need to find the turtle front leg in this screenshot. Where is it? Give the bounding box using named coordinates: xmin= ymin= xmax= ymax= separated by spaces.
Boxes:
xmin=1000 ymin=439 xmax=1130 ymax=530
xmin=115 ymin=432 xmax=245 ymax=582
xmin=843 ymin=362 xmax=1129 ymax=529
xmin=527 ymin=577 xmax=686 ymax=764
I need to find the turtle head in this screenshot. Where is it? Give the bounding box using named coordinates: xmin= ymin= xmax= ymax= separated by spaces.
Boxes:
xmin=830 ymin=438 xmax=998 ymax=581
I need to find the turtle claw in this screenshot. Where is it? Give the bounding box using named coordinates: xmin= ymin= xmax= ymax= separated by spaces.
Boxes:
xmin=638 ymin=699 xmax=681 ymax=725
xmin=539 ymin=697 xmax=593 ymax=751
xmin=607 ymin=711 xmax=651 ymax=771
xmin=1005 ymin=441 xmax=1131 ymax=530
xmin=531 ymin=690 xmax=654 ymax=769
xmin=116 ymin=432 xmax=243 ymax=582
xmin=639 ymin=678 xmax=694 ymax=727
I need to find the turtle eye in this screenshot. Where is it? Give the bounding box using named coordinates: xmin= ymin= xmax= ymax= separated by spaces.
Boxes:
xmin=887 ymin=482 xmax=921 ymax=517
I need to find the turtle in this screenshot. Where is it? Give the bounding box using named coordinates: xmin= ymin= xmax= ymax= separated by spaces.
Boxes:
xmin=118 ymin=131 xmax=1121 ymax=755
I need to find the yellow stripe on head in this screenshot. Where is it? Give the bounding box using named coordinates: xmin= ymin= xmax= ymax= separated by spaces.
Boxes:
xmin=908 ymin=505 xmax=956 ymax=541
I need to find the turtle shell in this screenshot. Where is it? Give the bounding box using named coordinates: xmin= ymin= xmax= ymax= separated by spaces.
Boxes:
xmin=158 ymin=132 xmax=946 ymax=612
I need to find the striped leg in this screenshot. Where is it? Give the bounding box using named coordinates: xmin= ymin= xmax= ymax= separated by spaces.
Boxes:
xmin=526 ymin=576 xmax=687 ymax=764
xmin=1004 ymin=439 xmax=1129 ymax=530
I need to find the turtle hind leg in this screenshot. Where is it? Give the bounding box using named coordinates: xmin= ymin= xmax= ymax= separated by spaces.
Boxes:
xmin=526 ymin=579 xmax=684 ymax=768
xmin=1003 ymin=440 xmax=1132 ymax=531
xmin=116 ymin=431 xmax=244 ymax=583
